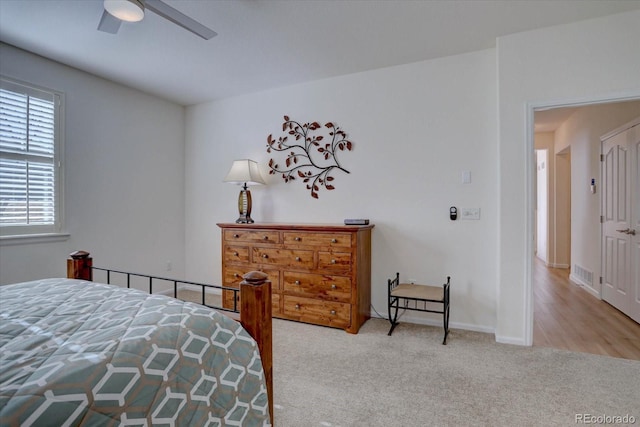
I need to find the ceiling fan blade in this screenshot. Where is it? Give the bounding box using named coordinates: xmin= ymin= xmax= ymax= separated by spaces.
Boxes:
xmin=97 ymin=9 xmax=122 ymax=34
xmin=145 ymin=0 xmax=217 ymax=40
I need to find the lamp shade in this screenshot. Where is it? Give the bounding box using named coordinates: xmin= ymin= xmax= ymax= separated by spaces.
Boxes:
xmin=104 ymin=0 xmax=144 ymax=22
xmin=223 ymin=159 xmax=266 ymax=186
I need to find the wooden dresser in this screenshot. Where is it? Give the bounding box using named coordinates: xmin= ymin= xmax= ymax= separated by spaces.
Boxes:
xmin=217 ymin=223 xmax=374 ymax=334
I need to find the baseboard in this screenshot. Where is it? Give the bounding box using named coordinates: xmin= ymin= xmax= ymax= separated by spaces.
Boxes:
xmin=182 ymin=283 xmax=222 ymax=294
xmin=582 ymin=285 xmax=600 ymax=299
xmin=155 ymin=284 xmax=222 ymax=296
xmin=548 ymin=263 xmax=569 ymax=269
xmin=495 ymin=335 xmax=527 ymax=346
xmin=569 ymin=274 xmax=600 ymax=299
xmin=538 ymin=257 xmax=569 ymax=269
xmin=369 ymin=312 xmax=495 ymax=335
xmin=569 ymin=273 xmax=586 ymax=287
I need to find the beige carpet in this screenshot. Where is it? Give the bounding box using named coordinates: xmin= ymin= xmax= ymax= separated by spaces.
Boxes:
xmin=176 ymin=289 xmax=222 ymax=307
xmin=173 ymin=290 xmax=640 ymax=426
xmin=271 ymin=318 xmax=640 ymax=427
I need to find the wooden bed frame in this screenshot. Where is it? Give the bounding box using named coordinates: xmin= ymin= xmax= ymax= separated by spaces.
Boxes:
xmin=66 ymin=251 xmax=274 ymax=423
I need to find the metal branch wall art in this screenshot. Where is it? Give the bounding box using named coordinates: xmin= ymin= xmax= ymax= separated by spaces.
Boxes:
xmin=266 ymin=116 xmax=353 ymax=199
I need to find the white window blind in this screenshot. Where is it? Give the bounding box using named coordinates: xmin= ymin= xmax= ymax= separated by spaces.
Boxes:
xmin=0 ymin=78 xmax=62 ymax=235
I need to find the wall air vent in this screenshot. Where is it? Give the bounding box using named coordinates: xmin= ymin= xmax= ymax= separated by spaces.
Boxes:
xmin=573 ymin=264 xmax=593 ymax=287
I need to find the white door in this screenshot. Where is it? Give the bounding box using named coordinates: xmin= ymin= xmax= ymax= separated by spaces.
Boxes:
xmin=633 ymin=123 xmax=640 ymax=323
xmin=601 ymin=118 xmax=640 ymax=323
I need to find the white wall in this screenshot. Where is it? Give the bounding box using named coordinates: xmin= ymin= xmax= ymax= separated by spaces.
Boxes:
xmin=554 ymin=148 xmax=571 ymax=269
xmin=0 ymin=43 xmax=186 ymax=285
xmin=186 ymin=49 xmax=498 ymax=332
xmin=534 ymin=131 xmax=572 ymax=269
xmin=535 ymin=149 xmax=549 ymax=263
xmin=497 ymin=10 xmax=640 ymax=344
xmin=4 ymin=8 xmax=638 ymax=343
xmin=534 ymin=133 xmax=555 ymax=264
xmin=554 ymin=101 xmax=640 ymax=295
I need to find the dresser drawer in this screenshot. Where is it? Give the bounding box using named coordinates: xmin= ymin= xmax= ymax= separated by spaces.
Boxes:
xmin=223 ymin=245 xmax=249 ymax=263
xmin=283 ymin=296 xmax=350 ymax=329
xmin=253 ymin=248 xmax=314 ymax=269
xmin=223 ymin=266 xmax=246 ymax=287
xmin=223 ymin=266 xmax=281 ymax=290
xmin=318 ymin=251 xmax=352 ymax=272
xmin=272 ymin=293 xmax=282 ymax=316
xmin=283 ymin=272 xmax=351 ymax=302
xmin=222 ymin=288 xmax=240 ymax=310
xmin=283 ymin=232 xmax=351 ymax=248
xmin=224 ymin=287 xmax=281 ymax=314
xmin=224 ymin=229 xmax=280 ymax=244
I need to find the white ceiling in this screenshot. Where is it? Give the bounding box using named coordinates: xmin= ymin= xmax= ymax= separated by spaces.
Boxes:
xmin=1 ymin=0 xmax=639 ymax=107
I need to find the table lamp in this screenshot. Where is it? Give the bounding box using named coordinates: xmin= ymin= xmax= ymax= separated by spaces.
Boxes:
xmin=223 ymin=159 xmax=266 ymax=224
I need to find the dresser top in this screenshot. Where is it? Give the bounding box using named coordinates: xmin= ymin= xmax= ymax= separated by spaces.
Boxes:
xmin=216 ymin=222 xmax=374 ymax=232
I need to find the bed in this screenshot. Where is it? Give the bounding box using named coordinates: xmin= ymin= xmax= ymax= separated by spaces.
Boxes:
xmin=0 ymin=252 xmax=273 ymax=426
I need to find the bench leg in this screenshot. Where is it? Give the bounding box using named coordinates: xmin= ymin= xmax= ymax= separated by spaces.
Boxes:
xmin=388 ymin=296 xmax=400 ymax=336
xmin=442 ymin=301 xmax=450 ymax=345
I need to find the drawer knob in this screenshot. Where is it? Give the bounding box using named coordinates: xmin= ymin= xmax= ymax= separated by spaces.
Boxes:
xmin=233 ymin=234 xmax=239 ymax=238
xmin=331 ymin=238 xmax=337 ymax=243
xmin=294 ymin=236 xmax=301 ymax=241
xmin=331 ymin=284 xmax=337 ymax=289
xmin=330 ymin=310 xmax=336 ymax=315
xmin=263 ymin=235 xmax=269 ymax=240
xmin=262 ymin=254 xmax=269 ymax=259
xmin=234 ymin=273 xmax=240 ymax=278
xmin=295 ymin=256 xmax=301 ymax=261
xmin=294 ymin=280 xmax=300 ymax=285
xmin=295 ymin=304 xmax=301 ymax=310
xmin=331 ymin=259 xmax=336 ymax=264
xmin=233 ymin=251 xmax=239 ymax=256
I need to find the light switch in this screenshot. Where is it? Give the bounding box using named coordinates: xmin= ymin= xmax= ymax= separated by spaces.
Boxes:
xmin=462 ymin=171 xmax=471 ymax=184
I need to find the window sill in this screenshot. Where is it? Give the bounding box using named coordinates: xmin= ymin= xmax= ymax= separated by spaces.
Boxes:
xmin=0 ymin=232 xmax=70 ymax=246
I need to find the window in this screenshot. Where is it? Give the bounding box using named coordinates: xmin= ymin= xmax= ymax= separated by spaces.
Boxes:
xmin=0 ymin=77 xmax=64 ymax=237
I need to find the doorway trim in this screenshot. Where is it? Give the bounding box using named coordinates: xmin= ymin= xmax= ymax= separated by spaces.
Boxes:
xmin=524 ymin=92 xmax=640 ymax=346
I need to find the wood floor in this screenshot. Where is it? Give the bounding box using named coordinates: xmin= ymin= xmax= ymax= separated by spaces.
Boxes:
xmin=533 ymin=257 xmax=640 ymax=360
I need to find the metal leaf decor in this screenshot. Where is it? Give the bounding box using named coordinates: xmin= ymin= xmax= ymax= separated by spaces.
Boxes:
xmin=266 ymin=115 xmax=353 ymax=199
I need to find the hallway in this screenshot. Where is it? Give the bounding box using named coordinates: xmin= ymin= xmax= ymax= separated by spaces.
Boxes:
xmin=533 ymin=258 xmax=640 ymax=360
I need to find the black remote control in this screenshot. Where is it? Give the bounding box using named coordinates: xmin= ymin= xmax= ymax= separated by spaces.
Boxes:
xmin=344 ymin=219 xmax=369 ymax=225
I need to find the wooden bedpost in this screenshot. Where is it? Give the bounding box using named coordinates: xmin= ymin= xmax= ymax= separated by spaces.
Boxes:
xmin=240 ymin=271 xmax=273 ymax=424
xmin=67 ymin=250 xmax=93 ymax=281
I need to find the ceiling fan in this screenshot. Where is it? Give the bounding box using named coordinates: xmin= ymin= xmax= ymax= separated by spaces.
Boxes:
xmin=98 ymin=0 xmax=217 ymax=40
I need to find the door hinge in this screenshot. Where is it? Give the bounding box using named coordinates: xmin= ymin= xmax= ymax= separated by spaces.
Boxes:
xmin=600 ymin=154 xmax=604 ymax=162
xmin=600 ymin=215 xmax=604 ymax=224
xmin=599 ymin=276 xmax=603 ymax=284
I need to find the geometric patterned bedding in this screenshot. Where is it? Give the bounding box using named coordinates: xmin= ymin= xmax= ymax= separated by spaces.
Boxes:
xmin=0 ymin=278 xmax=270 ymax=426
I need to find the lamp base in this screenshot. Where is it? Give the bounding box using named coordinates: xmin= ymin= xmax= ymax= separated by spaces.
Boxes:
xmin=236 ymin=185 xmax=254 ymax=224
xmin=235 ymin=216 xmax=255 ymax=224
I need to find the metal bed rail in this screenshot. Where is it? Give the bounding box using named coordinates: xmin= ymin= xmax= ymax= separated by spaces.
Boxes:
xmin=91 ymin=266 xmax=240 ymax=314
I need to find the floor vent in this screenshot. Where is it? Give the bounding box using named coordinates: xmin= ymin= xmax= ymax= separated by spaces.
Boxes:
xmin=574 ymin=264 xmax=593 ymax=286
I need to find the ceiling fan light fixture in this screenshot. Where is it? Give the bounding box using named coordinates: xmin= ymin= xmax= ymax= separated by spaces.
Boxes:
xmin=104 ymin=0 xmax=144 ymax=23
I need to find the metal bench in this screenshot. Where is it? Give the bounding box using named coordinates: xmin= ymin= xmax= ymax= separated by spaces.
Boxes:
xmin=387 ymin=273 xmax=451 ymax=344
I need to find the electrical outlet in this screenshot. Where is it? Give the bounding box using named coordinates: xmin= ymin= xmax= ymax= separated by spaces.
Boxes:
xmin=409 ymin=278 xmax=416 ymax=284
xmin=461 ymin=208 xmax=480 ymax=220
